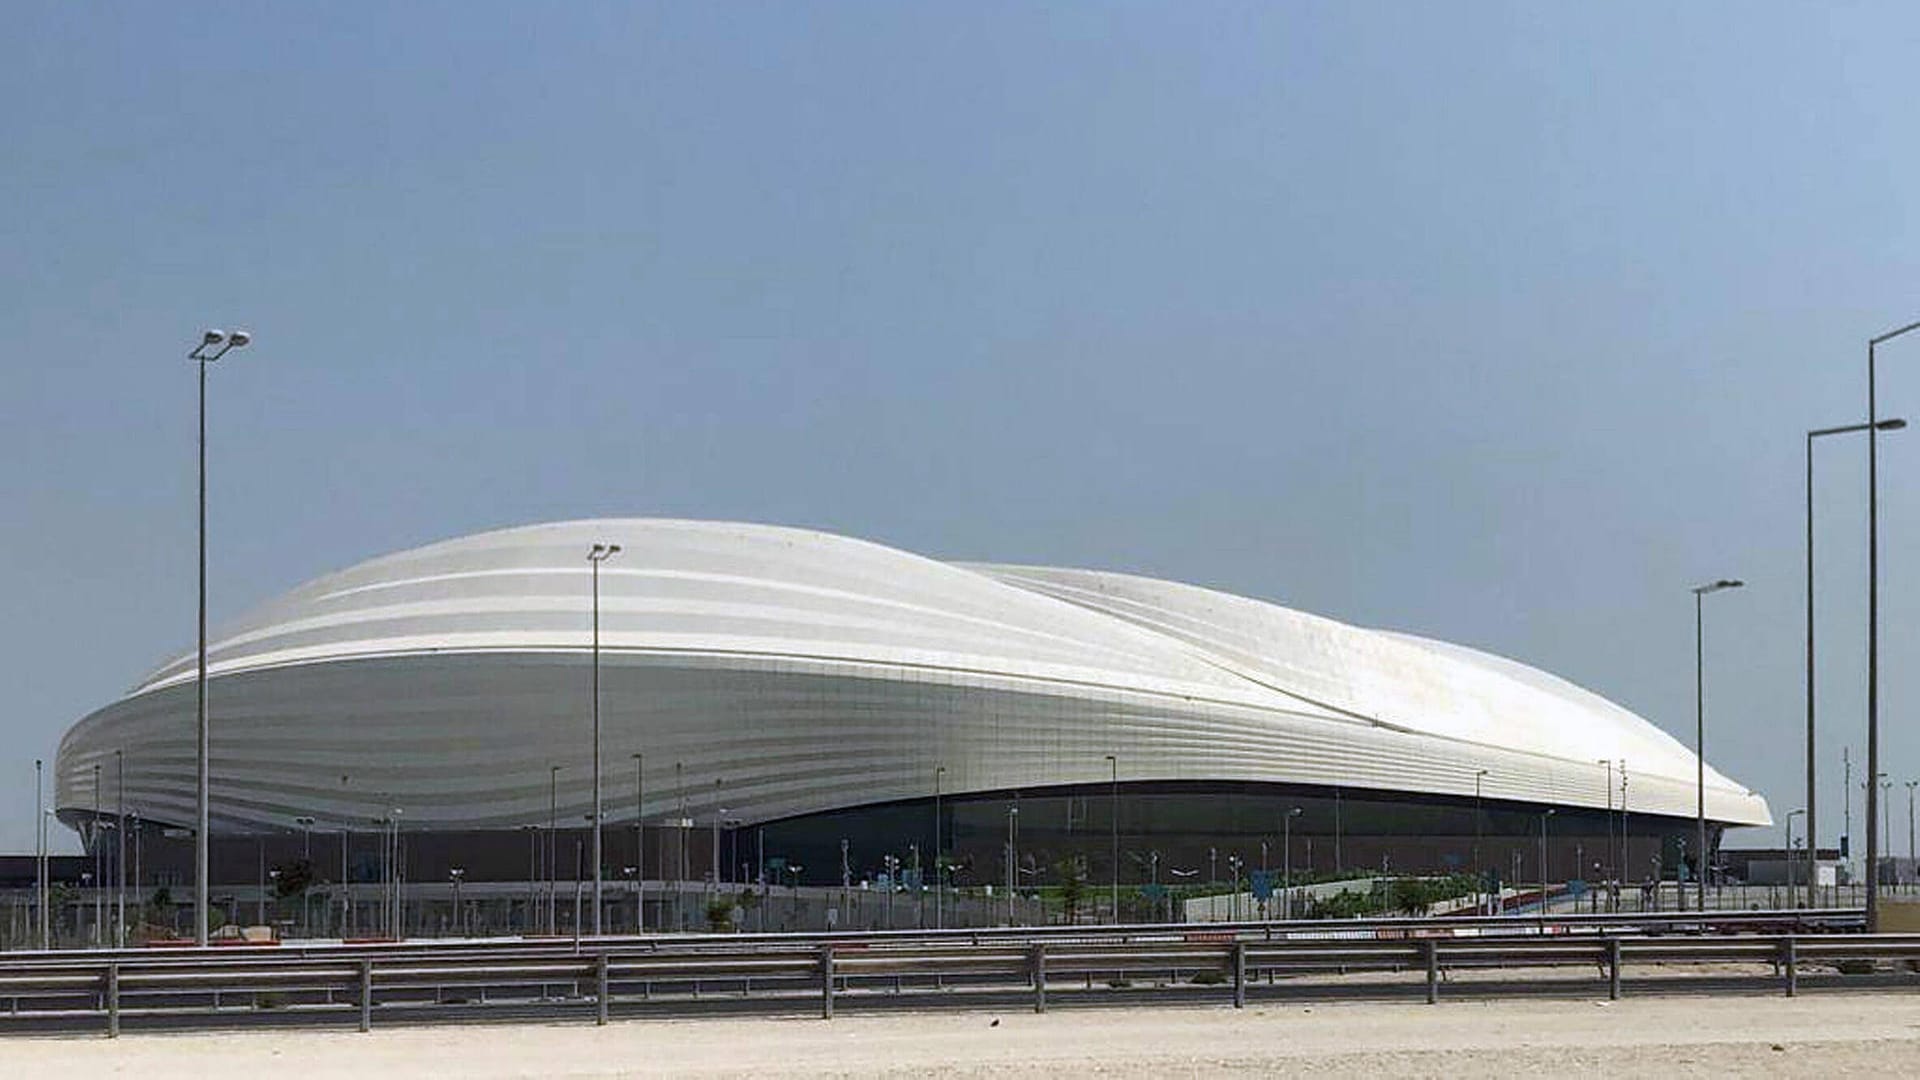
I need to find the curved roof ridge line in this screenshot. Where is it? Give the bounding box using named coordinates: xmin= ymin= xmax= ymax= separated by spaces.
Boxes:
xmin=972 ymin=562 xmax=1389 ymax=726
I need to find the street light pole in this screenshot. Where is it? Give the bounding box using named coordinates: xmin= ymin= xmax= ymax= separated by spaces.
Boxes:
xmin=1594 ymin=759 xmax=1613 ymax=889
xmin=389 ymin=808 xmax=403 ymax=938
xmin=293 ymin=815 xmax=313 ymax=937
xmin=1907 ymin=780 xmax=1917 ymax=864
xmin=1785 ymin=808 xmax=1805 ymax=899
xmin=35 ymin=759 xmax=47 ymax=949
xmin=189 ymin=328 xmax=251 ymax=946
xmin=1807 ymin=419 xmax=1905 ymax=910
xmin=933 ymin=765 xmax=945 ymax=930
xmin=93 ymin=762 xmax=102 ymax=945
xmin=548 ymin=765 xmax=560 ymax=935
xmin=1104 ymin=754 xmax=1118 ymax=924
xmin=1691 ymin=578 xmax=1744 ymax=912
xmin=1333 ymin=788 xmax=1342 ymax=873
xmin=116 ymin=749 xmax=127 ymax=941
xmin=587 ymin=542 xmax=621 ymax=937
xmin=1005 ymin=803 xmax=1019 ymax=926
xmin=1617 ymin=760 xmax=1628 ymax=912
xmin=1868 ymin=318 xmax=1920 ymax=929
xmin=712 ymin=779 xmax=725 ymax=889
xmin=340 ymin=827 xmax=351 ymax=937
xmin=1539 ymin=808 xmax=1555 ymax=928
xmin=1882 ymin=778 xmax=1893 ymax=859
xmin=1473 ymin=769 xmax=1489 ymax=914
xmin=450 ymin=868 xmax=464 ymax=937
xmin=1283 ymin=807 xmax=1302 ymax=920
xmin=641 ymin=749 xmax=656 ymax=933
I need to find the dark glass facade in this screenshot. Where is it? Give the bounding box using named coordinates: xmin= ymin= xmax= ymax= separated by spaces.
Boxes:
xmin=117 ymin=781 xmax=1718 ymax=897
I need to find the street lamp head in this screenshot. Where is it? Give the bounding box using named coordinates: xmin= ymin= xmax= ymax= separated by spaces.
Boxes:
xmin=227 ymin=330 xmax=252 ymax=348
xmin=1693 ymin=579 xmax=1744 ymax=595
xmin=1879 ymin=418 xmax=1909 ymax=431
xmin=201 ymin=329 xmax=227 ymax=347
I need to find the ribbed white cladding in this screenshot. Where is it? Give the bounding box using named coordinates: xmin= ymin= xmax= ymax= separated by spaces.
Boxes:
xmin=56 ymin=518 xmax=1771 ymax=833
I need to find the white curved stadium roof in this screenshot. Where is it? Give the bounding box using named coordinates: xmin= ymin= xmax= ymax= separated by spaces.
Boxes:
xmin=57 ymin=518 xmax=1770 ymax=832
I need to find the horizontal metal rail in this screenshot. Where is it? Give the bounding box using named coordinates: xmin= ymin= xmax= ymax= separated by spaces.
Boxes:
xmin=0 ymin=907 xmax=1864 ymax=972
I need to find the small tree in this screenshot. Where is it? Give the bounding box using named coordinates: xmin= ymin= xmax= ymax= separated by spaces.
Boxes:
xmin=705 ymin=896 xmax=736 ymax=932
xmin=274 ymin=859 xmax=315 ymax=899
xmin=1054 ymin=856 xmax=1090 ymax=924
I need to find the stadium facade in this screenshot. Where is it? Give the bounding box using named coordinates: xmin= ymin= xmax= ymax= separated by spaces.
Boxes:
xmin=56 ymin=519 xmax=1769 ymax=923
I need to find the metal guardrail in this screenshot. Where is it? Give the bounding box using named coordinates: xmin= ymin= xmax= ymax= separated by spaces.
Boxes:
xmin=0 ymin=905 xmax=1865 ymax=970
xmin=0 ymin=910 xmax=1899 ymax=1038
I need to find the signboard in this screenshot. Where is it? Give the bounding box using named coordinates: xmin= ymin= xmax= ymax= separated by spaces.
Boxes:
xmin=1140 ymin=883 xmax=1166 ymax=902
xmin=1249 ymin=871 xmax=1274 ymax=901
xmin=1567 ymin=878 xmax=1588 ymax=898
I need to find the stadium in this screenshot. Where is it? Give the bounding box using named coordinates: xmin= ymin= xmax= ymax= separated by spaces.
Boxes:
xmin=55 ymin=518 xmax=1770 ymax=930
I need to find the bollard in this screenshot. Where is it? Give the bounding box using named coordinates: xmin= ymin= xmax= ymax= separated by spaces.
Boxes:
xmin=1783 ymin=937 xmax=1798 ymax=998
xmin=596 ymin=954 xmax=610 ymax=1025
xmin=106 ymin=963 xmax=119 ymax=1039
xmin=1031 ymin=943 xmax=1047 ymax=1014
xmin=359 ymin=959 xmax=373 ymax=1033
xmin=1423 ymin=940 xmax=1438 ymax=1004
xmin=1608 ymin=938 xmax=1622 ymax=1001
xmin=819 ymin=946 xmax=834 ymax=1020
xmin=1232 ymin=942 xmax=1247 ymax=1008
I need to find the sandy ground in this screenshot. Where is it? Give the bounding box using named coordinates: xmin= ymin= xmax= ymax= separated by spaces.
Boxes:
xmin=6 ymin=993 xmax=1920 ymax=1078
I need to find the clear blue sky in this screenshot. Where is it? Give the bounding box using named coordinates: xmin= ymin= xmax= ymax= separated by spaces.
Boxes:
xmin=5 ymin=2 xmax=1919 ymax=855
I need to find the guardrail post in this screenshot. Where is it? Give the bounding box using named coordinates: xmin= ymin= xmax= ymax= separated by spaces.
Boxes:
xmin=596 ymin=953 xmax=610 ymax=1025
xmin=106 ymin=963 xmax=119 ymax=1038
xmin=1783 ymin=937 xmax=1798 ymax=998
xmin=1608 ymin=938 xmax=1622 ymax=1001
xmin=1232 ymin=942 xmax=1247 ymax=1008
xmin=1422 ymin=941 xmax=1438 ymax=1004
xmin=1031 ymin=942 xmax=1047 ymax=1014
xmin=819 ymin=946 xmax=834 ymax=1020
xmin=359 ymin=959 xmax=373 ymax=1033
